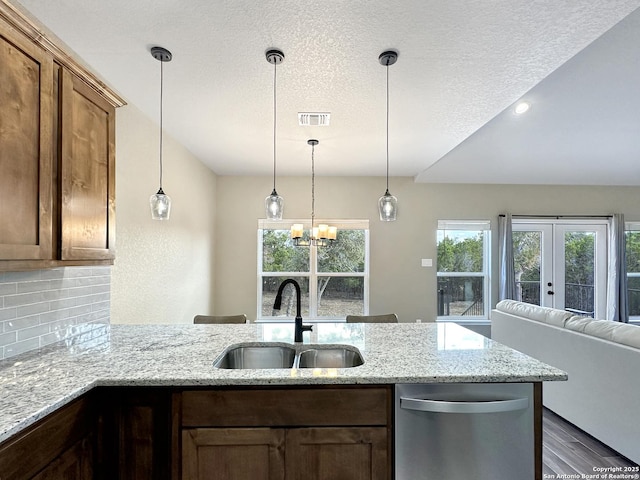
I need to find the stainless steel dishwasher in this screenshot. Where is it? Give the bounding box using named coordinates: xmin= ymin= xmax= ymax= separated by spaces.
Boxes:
xmin=395 ymin=383 xmax=534 ymax=480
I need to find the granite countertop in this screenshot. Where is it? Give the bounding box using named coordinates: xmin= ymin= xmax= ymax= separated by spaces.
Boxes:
xmin=0 ymin=321 xmax=567 ymax=444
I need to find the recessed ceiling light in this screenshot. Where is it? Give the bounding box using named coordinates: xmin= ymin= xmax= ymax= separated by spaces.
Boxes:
xmin=514 ymin=101 xmax=531 ymax=115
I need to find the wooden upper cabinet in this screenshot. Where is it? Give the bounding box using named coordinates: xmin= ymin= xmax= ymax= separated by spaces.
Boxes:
xmin=0 ymin=18 xmax=53 ymax=260
xmin=0 ymin=2 xmax=124 ymax=270
xmin=59 ymin=69 xmax=116 ymax=261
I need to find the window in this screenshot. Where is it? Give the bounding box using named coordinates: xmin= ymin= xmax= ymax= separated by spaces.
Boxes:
xmin=625 ymin=223 xmax=640 ymax=319
xmin=436 ymin=220 xmax=491 ymax=320
xmin=258 ymin=220 xmax=369 ymax=321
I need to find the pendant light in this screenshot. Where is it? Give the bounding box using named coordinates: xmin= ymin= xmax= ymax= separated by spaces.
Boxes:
xmin=378 ymin=50 xmax=398 ymax=222
xmin=291 ymin=140 xmax=337 ymax=247
xmin=149 ymin=46 xmax=172 ymax=220
xmin=264 ymin=49 xmax=285 ymax=220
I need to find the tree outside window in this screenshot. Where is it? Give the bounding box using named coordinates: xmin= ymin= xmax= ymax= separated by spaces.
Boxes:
xmin=625 ymin=227 xmax=640 ymax=318
xmin=258 ymin=221 xmax=369 ymax=321
xmin=436 ymin=221 xmax=490 ymax=319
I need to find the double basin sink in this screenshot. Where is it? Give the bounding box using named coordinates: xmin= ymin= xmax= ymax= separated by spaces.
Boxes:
xmin=214 ymin=342 xmax=364 ymax=369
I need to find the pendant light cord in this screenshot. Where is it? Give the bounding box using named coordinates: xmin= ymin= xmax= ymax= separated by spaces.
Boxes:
xmin=159 ymin=58 xmax=164 ymax=191
xmin=385 ymin=60 xmax=390 ymax=194
xmin=272 ymin=60 xmax=277 ymax=192
xmin=311 ymin=142 xmax=315 ymax=231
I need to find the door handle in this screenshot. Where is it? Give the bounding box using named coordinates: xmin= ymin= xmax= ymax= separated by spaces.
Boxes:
xmin=547 ymin=290 xmax=555 ymax=295
xmin=400 ymin=396 xmax=529 ymax=414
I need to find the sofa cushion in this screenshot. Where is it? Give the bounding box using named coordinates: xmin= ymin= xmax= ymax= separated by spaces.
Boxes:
xmin=564 ymin=316 xmax=593 ymax=333
xmin=610 ymin=323 xmax=640 ymax=349
xmin=583 ymin=319 xmax=619 ymax=341
xmin=496 ymin=299 xmax=573 ymax=327
xmin=544 ymin=309 xmax=574 ymax=328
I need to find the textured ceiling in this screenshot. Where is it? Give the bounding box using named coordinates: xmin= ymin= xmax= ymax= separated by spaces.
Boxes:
xmin=13 ymin=0 xmax=640 ymax=183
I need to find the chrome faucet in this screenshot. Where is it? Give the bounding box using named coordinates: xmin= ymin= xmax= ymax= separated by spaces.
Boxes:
xmin=272 ymin=279 xmax=313 ymax=342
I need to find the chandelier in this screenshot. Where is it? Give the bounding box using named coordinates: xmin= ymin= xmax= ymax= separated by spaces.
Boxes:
xmin=290 ymin=139 xmax=337 ymax=247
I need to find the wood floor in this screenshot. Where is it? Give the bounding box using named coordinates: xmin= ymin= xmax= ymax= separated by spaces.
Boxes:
xmin=543 ymin=408 xmax=639 ymax=476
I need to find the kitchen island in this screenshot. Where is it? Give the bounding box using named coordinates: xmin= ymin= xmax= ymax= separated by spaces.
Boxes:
xmin=0 ymin=322 xmax=566 ymax=479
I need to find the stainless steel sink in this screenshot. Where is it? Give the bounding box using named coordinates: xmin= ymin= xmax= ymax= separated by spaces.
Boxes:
xmin=297 ymin=345 xmax=364 ymax=368
xmin=213 ymin=343 xmax=296 ymax=369
xmin=213 ymin=342 xmax=364 ymax=369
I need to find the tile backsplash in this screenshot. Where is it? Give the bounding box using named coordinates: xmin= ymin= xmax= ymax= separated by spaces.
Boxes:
xmin=0 ymin=267 xmax=110 ymax=360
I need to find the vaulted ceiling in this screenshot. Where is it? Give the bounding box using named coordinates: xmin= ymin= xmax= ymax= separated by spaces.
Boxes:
xmin=14 ymin=0 xmax=640 ymax=184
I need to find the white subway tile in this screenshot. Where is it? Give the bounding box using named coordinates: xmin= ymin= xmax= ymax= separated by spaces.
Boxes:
xmin=0 ymin=267 xmax=111 ymax=360
xmin=0 ymin=331 xmax=17 ymax=347
xmin=5 ymin=338 xmax=40 ymax=358
xmin=5 ymin=315 xmax=40 ymax=331
xmin=17 ymin=324 xmax=50 ymax=341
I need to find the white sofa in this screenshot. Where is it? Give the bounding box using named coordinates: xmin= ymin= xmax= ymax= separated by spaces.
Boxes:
xmin=492 ymin=300 xmax=640 ymax=464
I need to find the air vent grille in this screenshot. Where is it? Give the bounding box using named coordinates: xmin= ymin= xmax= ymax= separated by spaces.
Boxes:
xmin=298 ymin=112 xmax=331 ymax=126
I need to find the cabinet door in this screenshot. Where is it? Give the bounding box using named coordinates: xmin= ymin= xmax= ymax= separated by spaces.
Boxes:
xmin=0 ymin=19 xmax=53 ymax=260
xmin=30 ymin=437 xmax=93 ymax=480
xmin=286 ymin=427 xmax=389 ymax=480
xmin=182 ymin=428 xmax=285 ymax=480
xmin=59 ymin=69 xmax=115 ymax=261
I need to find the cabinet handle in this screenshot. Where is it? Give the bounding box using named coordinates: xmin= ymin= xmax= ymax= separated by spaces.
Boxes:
xmin=547 ymin=290 xmax=555 ymax=295
xmin=400 ymin=396 xmax=529 ymax=414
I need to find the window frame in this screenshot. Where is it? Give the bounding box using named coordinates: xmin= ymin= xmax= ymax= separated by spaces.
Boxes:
xmin=436 ymin=220 xmax=491 ymax=322
xmin=257 ymin=219 xmax=370 ymax=322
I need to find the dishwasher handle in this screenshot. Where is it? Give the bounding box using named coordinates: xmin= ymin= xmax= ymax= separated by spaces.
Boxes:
xmin=400 ymin=396 xmax=529 ymax=414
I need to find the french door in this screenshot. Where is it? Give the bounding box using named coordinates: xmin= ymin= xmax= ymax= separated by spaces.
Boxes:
xmin=512 ymin=221 xmax=607 ymax=318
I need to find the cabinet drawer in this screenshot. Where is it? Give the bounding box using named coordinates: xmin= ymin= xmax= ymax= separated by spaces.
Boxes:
xmin=181 ymin=386 xmax=390 ymax=427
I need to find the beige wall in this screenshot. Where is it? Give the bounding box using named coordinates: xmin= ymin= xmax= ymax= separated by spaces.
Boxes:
xmin=214 ymin=176 xmax=640 ymax=322
xmin=111 ymin=104 xmax=217 ymax=324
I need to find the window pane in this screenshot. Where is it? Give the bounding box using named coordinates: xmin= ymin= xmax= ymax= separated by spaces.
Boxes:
xmin=626 ymin=232 xmax=640 ymax=317
xmin=437 ymin=230 xmax=484 ymax=273
xmin=318 ymin=230 xmax=365 ymax=273
xmin=626 ymin=232 xmax=640 ymax=273
xmin=262 ymin=230 xmax=309 ymax=273
xmin=564 ymin=231 xmax=595 ymax=316
xmin=437 ymin=276 xmax=484 ymax=317
xmin=261 ymin=276 xmax=309 ymax=318
xmin=628 ymin=277 xmax=640 ymax=316
xmin=513 ymin=231 xmax=542 ymax=305
xmin=316 ymin=277 xmax=364 ymax=317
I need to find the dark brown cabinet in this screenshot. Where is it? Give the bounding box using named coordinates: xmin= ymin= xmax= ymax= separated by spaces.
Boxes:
xmin=0 ymin=386 xmax=391 ymax=479
xmin=97 ymin=388 xmax=173 ymax=480
xmin=30 ymin=437 xmax=94 ymax=480
xmin=179 ymin=387 xmax=392 ymax=480
xmin=286 ymin=427 xmax=388 ymax=480
xmin=0 ymin=395 xmax=97 ymax=479
xmin=182 ymin=428 xmax=286 ymax=480
xmin=0 ymin=3 xmax=123 ymax=271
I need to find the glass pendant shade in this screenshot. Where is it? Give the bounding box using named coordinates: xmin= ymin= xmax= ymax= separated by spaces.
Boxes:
xmin=378 ymin=190 xmax=398 ymax=222
xmin=150 ymin=188 xmax=171 ymax=220
xmin=265 ymin=189 xmax=284 ymax=220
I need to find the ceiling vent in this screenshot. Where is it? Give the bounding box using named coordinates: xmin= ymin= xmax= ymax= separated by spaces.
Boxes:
xmin=298 ymin=112 xmax=330 ymax=126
